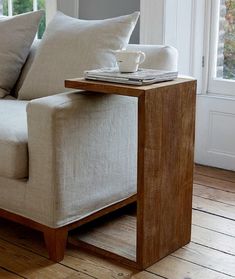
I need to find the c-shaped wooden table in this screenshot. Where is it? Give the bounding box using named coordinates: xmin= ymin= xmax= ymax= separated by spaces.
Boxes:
xmin=65 ymin=77 xmax=196 ymax=270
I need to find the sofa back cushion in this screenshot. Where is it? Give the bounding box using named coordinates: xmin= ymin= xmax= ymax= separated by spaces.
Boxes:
xmin=0 ymin=11 xmax=44 ymax=98
xmin=18 ymin=11 xmax=139 ymax=100
xmin=12 ymin=40 xmax=40 ymax=98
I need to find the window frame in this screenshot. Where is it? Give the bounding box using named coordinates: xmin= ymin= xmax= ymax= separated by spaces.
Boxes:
xmin=3 ymin=0 xmax=56 ymax=24
xmin=6 ymin=0 xmax=38 ymax=16
xmin=207 ymin=0 xmax=235 ymax=96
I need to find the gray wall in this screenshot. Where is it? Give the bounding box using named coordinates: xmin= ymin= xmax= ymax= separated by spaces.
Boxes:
xmin=57 ymin=0 xmax=78 ymax=18
xmin=79 ymin=0 xmax=140 ymax=44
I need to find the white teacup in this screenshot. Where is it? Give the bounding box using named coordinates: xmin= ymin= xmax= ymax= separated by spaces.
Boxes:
xmin=115 ymin=50 xmax=146 ymax=73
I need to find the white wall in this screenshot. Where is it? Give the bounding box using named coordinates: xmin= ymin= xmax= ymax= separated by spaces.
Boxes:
xmin=45 ymin=0 xmax=57 ymax=23
xmin=140 ymin=0 xmax=164 ymax=45
xmin=165 ymin=0 xmax=194 ymax=75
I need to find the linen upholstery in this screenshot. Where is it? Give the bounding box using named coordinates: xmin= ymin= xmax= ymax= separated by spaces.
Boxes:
xmin=18 ymin=11 xmax=140 ymax=100
xmin=0 ymin=100 xmax=28 ymax=178
xmin=13 ymin=40 xmax=40 ymax=98
xmin=0 ymin=93 xmax=137 ymax=227
xmin=0 ymin=11 xmax=43 ymax=98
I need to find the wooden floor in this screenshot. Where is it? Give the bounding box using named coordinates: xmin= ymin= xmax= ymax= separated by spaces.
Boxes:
xmin=0 ymin=165 xmax=235 ymax=279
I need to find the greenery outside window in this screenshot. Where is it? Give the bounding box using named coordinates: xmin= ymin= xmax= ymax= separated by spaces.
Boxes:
xmin=1 ymin=0 xmax=45 ymax=38
xmin=217 ymin=0 xmax=235 ymax=80
xmin=208 ymin=0 xmax=235 ymax=96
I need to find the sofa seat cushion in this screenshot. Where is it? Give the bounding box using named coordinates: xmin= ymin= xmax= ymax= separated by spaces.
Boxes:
xmin=0 ymin=100 xmax=28 ymax=178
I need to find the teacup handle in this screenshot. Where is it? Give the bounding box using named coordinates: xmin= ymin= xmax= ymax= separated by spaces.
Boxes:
xmin=139 ymin=51 xmax=146 ymax=65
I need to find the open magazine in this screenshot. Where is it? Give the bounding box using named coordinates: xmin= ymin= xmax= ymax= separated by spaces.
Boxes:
xmin=84 ymin=68 xmax=178 ymax=86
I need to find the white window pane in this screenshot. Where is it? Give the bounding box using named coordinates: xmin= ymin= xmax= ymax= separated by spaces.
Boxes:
xmin=33 ymin=0 xmax=37 ymax=11
xmin=8 ymin=0 xmax=12 ymax=15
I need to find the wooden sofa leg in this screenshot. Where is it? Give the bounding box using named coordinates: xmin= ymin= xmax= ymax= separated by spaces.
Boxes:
xmin=43 ymin=227 xmax=68 ymax=262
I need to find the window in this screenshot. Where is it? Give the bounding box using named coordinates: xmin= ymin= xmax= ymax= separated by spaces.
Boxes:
xmin=221 ymin=0 xmax=235 ymax=80
xmin=1 ymin=0 xmax=45 ymax=38
xmin=208 ymin=0 xmax=235 ymax=96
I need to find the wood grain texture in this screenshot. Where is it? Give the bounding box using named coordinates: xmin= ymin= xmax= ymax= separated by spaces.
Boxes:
xmin=0 ymin=195 xmax=136 ymax=263
xmin=148 ymin=255 xmax=232 ymax=279
xmin=192 ymin=209 xmax=235 ymax=237
xmin=1 ymin=206 xmax=234 ymax=278
xmin=0 ymin=208 xmax=70 ymax=263
xmin=64 ymin=78 xmax=193 ymax=97
xmin=64 ymin=248 xmax=160 ymax=279
xmin=173 ymin=242 xmax=235 ymax=277
xmin=192 ymin=224 xmax=235 ymax=255
xmin=0 ymin=238 xmax=90 ymax=279
xmin=70 ymin=215 xmax=136 ymax=261
xmin=137 ymin=80 xmax=196 ymax=268
xmin=194 ymin=173 xmax=235 ymax=193
xmin=0 ymin=268 xmax=22 ymax=279
xmin=195 ymin=165 xmax=235 ymax=183
xmin=44 ymin=228 xmax=68 ymax=262
xmin=193 ymin=196 xmax=235 ymax=220
xmin=71 ymin=213 xmax=235 ymax=260
xmin=193 ymin=183 xmax=235 ymax=206
xmin=67 ymin=207 xmax=235 ymax=277
xmin=0 ymin=165 xmax=235 ymax=278
xmin=0 ymin=220 xmax=156 ymax=279
xmin=0 ymin=208 xmax=52 ymax=232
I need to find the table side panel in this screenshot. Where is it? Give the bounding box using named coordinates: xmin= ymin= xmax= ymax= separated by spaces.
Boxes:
xmin=137 ymin=80 xmax=196 ymax=268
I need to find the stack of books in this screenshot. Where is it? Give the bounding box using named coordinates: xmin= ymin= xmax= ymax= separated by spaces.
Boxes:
xmin=84 ymin=68 xmax=178 ymax=86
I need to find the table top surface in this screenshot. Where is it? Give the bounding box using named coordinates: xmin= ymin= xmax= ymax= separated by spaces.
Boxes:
xmin=65 ymin=77 xmax=196 ymax=97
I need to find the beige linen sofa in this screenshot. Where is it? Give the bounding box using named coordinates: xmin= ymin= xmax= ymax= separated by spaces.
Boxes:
xmin=0 ymin=41 xmax=178 ymax=261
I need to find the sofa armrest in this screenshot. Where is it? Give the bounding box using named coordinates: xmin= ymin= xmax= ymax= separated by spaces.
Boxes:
xmin=127 ymin=44 xmax=178 ymax=71
xmin=26 ymin=91 xmax=137 ymax=227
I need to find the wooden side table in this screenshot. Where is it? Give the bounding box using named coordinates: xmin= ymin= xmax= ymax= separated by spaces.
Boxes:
xmin=65 ymin=78 xmax=197 ymax=270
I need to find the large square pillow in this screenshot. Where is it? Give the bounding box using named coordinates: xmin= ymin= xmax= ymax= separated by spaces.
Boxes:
xmin=18 ymin=11 xmax=140 ymax=100
xmin=0 ymin=11 xmax=44 ymax=98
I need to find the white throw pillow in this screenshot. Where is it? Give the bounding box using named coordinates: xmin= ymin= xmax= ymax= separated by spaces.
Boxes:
xmin=18 ymin=11 xmax=140 ymax=100
xmin=0 ymin=11 xmax=44 ymax=98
